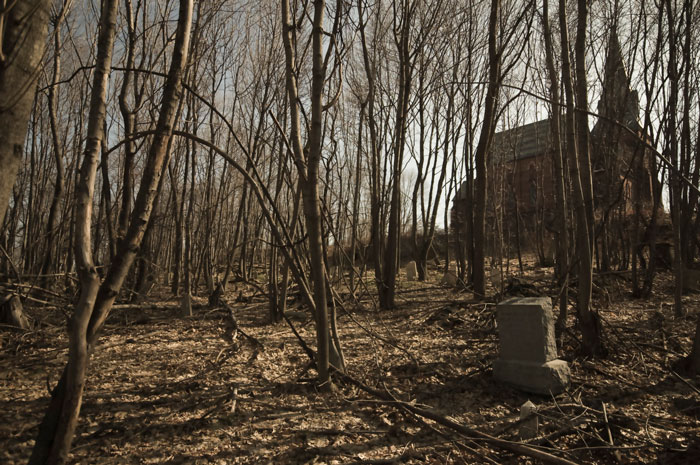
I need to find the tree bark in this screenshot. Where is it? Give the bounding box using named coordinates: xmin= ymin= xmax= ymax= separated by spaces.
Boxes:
xmin=559 ymin=0 xmax=603 ymax=356
xmin=472 ymin=0 xmax=501 ymax=299
xmin=280 ymin=0 xmax=335 ymax=386
xmin=382 ymin=1 xmax=412 ymax=309
xmin=664 ymin=0 xmax=683 ymax=317
xmin=116 ymin=0 xmax=141 ymax=241
xmin=574 ymin=0 xmax=595 ymax=252
xmin=41 ymin=3 xmax=70 ymax=281
xmin=542 ymin=0 xmax=569 ymax=349
xmin=0 ymin=0 xmax=50 ymax=225
xmin=357 ymin=0 xmax=385 ymax=306
xmin=30 ymin=0 xmax=120 ymax=462
xmin=30 ymin=1 xmax=193 ymax=462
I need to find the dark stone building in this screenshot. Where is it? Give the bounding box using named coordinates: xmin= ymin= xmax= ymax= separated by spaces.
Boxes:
xmin=452 ymin=29 xmax=656 ymax=266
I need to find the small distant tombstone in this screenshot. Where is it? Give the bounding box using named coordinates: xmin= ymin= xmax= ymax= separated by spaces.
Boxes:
xmin=441 ymin=270 xmax=457 ymax=286
xmin=489 ymin=266 xmax=502 ymax=289
xmin=493 ymin=297 xmax=570 ymax=394
xmin=519 ymin=400 xmax=538 ymax=439
xmin=405 ymin=261 xmax=418 ymax=281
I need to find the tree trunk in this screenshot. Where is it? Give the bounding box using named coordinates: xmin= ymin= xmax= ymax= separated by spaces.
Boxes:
xmin=542 ymin=0 xmax=569 ymax=349
xmin=116 ymin=0 xmax=140 ymax=242
xmin=349 ymin=101 xmax=365 ymax=296
xmin=30 ymin=1 xmax=193 ymax=462
xmin=182 ymin=126 xmax=196 ymax=316
xmin=678 ymin=0 xmax=696 ymax=271
xmin=30 ymin=0 xmax=120 ymax=461
xmin=0 ymin=0 xmax=50 ymax=225
xmin=277 ymin=184 xmax=302 ymax=317
xmin=100 ymin=121 xmax=117 ymax=262
xmin=381 ymin=0 xmax=413 ymax=309
xmin=0 ymin=294 xmax=29 ymax=329
xmin=574 ymin=0 xmax=595 ymax=255
xmin=559 ymin=0 xmax=604 ymax=356
xmin=472 ymin=0 xmax=501 ymax=299
xmin=41 ymin=4 xmax=69 ymax=281
xmin=665 ymin=0 xmax=684 ymax=317
xmin=281 ymin=0 xmax=336 ymax=387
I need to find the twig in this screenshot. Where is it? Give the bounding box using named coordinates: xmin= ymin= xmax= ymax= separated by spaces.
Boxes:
xmin=670 ymin=369 xmax=700 ymax=396
xmin=336 ymin=371 xmax=580 ymax=465
xmin=331 ymin=286 xmax=420 ymax=369
xmin=0 ymin=282 xmax=66 ymax=299
xmin=348 ymin=452 xmax=416 ymax=465
xmin=0 ymin=323 xmax=31 ymax=331
xmin=567 ymin=444 xmax=650 ymax=452
xmin=402 ymin=401 xmax=501 ymax=465
xmin=283 ymin=312 xmax=317 ymax=364
xmin=293 ymin=428 xmax=387 ymax=436
xmin=602 ymin=402 xmax=614 ymax=446
xmin=230 ymin=387 xmax=238 ymax=413
xmin=530 ymin=417 xmax=589 ymax=446
xmin=0 ymin=243 xmax=23 ymax=286
xmin=111 ymin=302 xmax=207 ymax=311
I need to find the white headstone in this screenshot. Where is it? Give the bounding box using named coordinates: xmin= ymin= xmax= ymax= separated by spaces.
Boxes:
xmin=519 ymin=400 xmax=538 ymax=439
xmin=405 ymin=261 xmax=418 ymax=281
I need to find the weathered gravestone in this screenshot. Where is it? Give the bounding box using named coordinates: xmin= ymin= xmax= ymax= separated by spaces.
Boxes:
xmin=405 ymin=261 xmax=418 ymax=281
xmin=519 ymin=400 xmax=538 ymax=439
xmin=441 ymin=270 xmax=457 ymax=286
xmin=494 ymin=297 xmax=570 ymax=394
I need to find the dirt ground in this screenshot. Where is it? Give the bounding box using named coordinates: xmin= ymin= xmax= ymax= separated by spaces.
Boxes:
xmin=2 ymin=264 xmax=700 ymax=464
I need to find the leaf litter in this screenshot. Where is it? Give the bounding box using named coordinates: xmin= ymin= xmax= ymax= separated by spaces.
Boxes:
xmin=1 ymin=264 xmax=700 ymax=464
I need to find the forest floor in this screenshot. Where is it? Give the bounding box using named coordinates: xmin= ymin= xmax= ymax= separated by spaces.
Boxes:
xmin=2 ymin=260 xmax=700 ymax=464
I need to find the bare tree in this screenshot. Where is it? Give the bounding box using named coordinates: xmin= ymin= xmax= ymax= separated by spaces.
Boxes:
xmin=472 ymin=0 xmax=502 ymax=299
xmin=357 ymin=0 xmax=386 ymax=306
xmin=40 ymin=1 xmax=72 ymax=281
xmin=541 ymin=0 xmax=568 ymax=348
xmin=558 ymin=0 xmax=604 ymax=356
xmin=409 ymin=17 xmax=456 ymax=282
xmin=0 ymin=1 xmax=50 ymax=225
xmin=30 ymin=0 xmax=193 ymax=461
xmin=664 ymin=0 xmax=684 ymax=317
xmin=281 ymin=0 xmax=346 ymax=386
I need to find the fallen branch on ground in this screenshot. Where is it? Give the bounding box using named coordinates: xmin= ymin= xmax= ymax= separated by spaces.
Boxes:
xmin=336 ymin=371 xmax=580 ymax=465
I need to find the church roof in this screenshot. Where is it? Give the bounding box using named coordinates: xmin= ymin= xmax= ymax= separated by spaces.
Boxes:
xmin=489 ymin=119 xmax=554 ymax=164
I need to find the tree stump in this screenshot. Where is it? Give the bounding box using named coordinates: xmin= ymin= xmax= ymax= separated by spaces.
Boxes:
xmin=1 ymin=294 xmax=30 ymax=329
